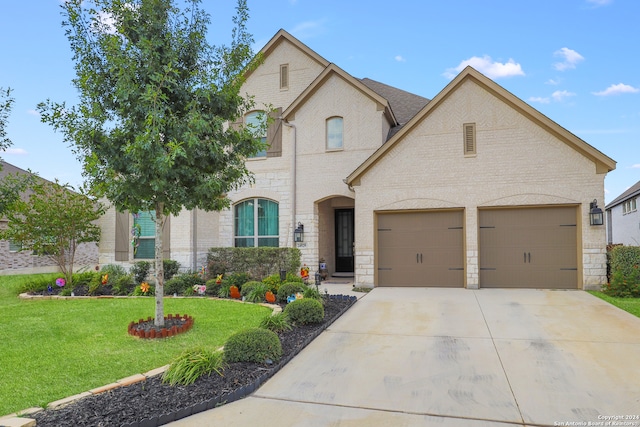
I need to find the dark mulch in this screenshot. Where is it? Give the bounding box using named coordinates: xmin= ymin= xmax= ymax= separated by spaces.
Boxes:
xmin=32 ymin=295 xmax=356 ymax=427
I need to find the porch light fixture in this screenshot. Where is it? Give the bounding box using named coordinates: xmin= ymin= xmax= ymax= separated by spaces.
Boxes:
xmin=589 ymin=199 xmax=604 ymax=226
xmin=294 ymin=222 xmax=304 ymax=242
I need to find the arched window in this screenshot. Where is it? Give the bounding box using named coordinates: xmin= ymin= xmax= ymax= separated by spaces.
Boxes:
xmin=326 ymin=116 xmax=343 ymax=150
xmin=234 ymin=199 xmax=279 ymax=247
xmin=245 ymin=111 xmax=267 ymax=158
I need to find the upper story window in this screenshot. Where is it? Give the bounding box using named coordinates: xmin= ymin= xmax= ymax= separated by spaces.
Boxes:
xmin=280 ymin=64 xmax=289 ymax=90
xmin=245 ymin=111 xmax=267 ymax=158
xmin=623 ymin=198 xmax=637 ymax=214
xmin=326 ymin=116 xmax=344 ymax=150
xmin=234 ymin=199 xmax=279 ymax=247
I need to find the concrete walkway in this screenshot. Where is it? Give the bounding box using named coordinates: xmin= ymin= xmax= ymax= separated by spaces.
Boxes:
xmin=169 ymin=288 xmax=640 ymax=427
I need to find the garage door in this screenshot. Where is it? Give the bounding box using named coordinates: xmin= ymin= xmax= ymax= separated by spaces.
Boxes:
xmin=377 ymin=210 xmax=464 ymax=287
xmin=479 ymin=206 xmax=578 ymax=289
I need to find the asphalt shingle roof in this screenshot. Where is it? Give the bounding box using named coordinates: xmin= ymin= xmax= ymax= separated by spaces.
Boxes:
xmin=358 ymin=78 xmax=430 ymax=140
xmin=606 ymin=179 xmax=640 ymax=209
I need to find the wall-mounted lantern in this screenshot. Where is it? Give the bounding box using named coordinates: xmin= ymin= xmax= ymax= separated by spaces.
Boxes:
xmin=294 ymin=222 xmax=304 ymax=242
xmin=589 ymin=199 xmax=604 ymax=226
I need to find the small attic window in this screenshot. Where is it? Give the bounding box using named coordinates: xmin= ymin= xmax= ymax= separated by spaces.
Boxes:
xmin=463 ymin=123 xmax=476 ymax=155
xmin=280 ymin=64 xmax=289 ymax=90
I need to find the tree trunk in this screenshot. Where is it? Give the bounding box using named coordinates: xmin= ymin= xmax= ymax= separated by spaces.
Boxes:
xmin=154 ymin=202 xmax=165 ymax=327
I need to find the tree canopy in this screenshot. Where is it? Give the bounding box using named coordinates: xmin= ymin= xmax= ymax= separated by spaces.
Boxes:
xmin=37 ymin=0 xmax=263 ymax=326
xmin=0 ymin=87 xmax=15 ymax=159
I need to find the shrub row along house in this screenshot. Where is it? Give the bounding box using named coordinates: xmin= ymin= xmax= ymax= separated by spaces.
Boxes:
xmin=98 ymin=29 xmax=616 ymax=290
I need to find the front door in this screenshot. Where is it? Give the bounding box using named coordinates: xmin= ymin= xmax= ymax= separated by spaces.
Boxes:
xmin=335 ymin=209 xmax=354 ymax=273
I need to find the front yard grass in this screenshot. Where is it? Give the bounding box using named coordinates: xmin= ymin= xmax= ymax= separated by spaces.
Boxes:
xmin=0 ymin=274 xmax=270 ymax=416
xmin=588 ymin=290 xmax=640 ymax=318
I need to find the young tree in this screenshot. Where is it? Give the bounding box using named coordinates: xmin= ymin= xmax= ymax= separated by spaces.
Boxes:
xmin=0 ymin=87 xmax=15 ymax=160
xmin=0 ymin=177 xmax=103 ymax=285
xmin=38 ymin=0 xmax=263 ymax=326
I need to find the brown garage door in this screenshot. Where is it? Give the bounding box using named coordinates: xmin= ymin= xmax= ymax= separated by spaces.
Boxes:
xmin=377 ymin=210 xmax=464 ymax=287
xmin=479 ymin=206 xmax=578 ymax=289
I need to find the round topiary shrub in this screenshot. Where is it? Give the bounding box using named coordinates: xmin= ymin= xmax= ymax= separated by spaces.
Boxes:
xmin=284 ymin=298 xmax=324 ymax=325
xmin=276 ymin=282 xmax=305 ymax=303
xmin=240 ymin=281 xmax=262 ymax=297
xmin=164 ymin=277 xmax=187 ymax=296
xmin=223 ymin=328 xmax=282 ymax=364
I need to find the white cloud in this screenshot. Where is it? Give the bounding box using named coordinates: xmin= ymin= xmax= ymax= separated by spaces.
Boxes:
xmin=27 ymin=109 xmax=40 ymax=117
xmin=2 ymin=148 xmax=28 ymax=155
xmin=394 ymin=55 xmax=406 ymax=62
xmin=586 ymin=0 xmax=613 ymax=6
xmin=552 ymin=90 xmax=576 ymax=102
xmin=444 ymin=55 xmax=524 ymax=79
xmin=592 ymin=83 xmax=640 ymax=96
xmin=289 ymin=20 xmax=325 ymax=39
xmin=631 ymin=164 xmax=640 ymax=169
xmin=546 ymin=78 xmax=561 ymax=85
xmin=553 ymin=48 xmax=584 ymax=71
xmin=529 ymin=96 xmax=550 ymax=104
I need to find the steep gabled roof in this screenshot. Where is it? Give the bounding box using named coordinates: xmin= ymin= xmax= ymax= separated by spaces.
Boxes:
xmin=606 ymin=180 xmax=640 ymax=209
xmin=346 ymin=66 xmax=617 ymax=186
xmin=282 ymin=64 xmax=399 ymax=126
xmin=359 ymin=78 xmax=430 ymax=130
xmin=244 ymin=29 xmax=330 ymax=80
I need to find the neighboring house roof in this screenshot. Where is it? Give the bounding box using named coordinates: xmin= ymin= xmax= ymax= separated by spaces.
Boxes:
xmin=606 ymin=179 xmax=640 ymax=210
xmin=359 ymin=78 xmax=430 ymax=139
xmin=346 ymin=66 xmax=617 ymax=186
xmin=282 ymin=63 xmax=399 ymax=127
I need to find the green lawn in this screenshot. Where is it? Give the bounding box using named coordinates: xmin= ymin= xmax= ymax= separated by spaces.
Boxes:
xmin=0 ymin=274 xmax=270 ymax=416
xmin=588 ymin=290 xmax=640 ymax=318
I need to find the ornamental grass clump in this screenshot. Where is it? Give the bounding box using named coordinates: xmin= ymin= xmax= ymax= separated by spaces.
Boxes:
xmin=284 ymin=298 xmax=324 ymax=325
xmin=162 ymin=347 xmax=225 ymax=386
xmin=259 ymin=312 xmax=292 ymax=333
xmin=223 ymin=328 xmax=282 ymax=364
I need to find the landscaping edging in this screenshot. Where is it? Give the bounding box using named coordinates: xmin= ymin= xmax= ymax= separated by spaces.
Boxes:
xmin=4 ymin=295 xmax=356 ymax=427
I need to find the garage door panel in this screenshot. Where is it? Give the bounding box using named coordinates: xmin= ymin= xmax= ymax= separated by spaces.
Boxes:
xmin=479 ymin=207 xmax=578 ymax=289
xmin=377 ymin=210 xmax=464 ymax=287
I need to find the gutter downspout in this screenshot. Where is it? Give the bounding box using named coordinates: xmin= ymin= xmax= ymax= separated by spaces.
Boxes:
xmin=283 ymin=120 xmax=296 ymax=248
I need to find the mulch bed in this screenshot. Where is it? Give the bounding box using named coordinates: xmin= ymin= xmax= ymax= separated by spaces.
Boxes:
xmin=32 ymin=295 xmax=356 ymax=427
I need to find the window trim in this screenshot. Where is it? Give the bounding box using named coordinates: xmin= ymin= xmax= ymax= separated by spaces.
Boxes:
xmin=326 ymin=116 xmax=344 ymax=151
xmin=623 ymin=198 xmax=637 ymax=215
xmin=133 ymin=211 xmax=156 ymax=259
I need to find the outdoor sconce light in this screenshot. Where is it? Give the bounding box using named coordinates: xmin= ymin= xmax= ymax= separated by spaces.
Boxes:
xmin=589 ymin=199 xmax=604 ymax=226
xmin=294 ymin=222 xmax=304 ymax=242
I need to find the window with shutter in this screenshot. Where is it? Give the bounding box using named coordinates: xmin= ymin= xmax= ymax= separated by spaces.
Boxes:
xmin=463 ymin=123 xmax=476 ymax=155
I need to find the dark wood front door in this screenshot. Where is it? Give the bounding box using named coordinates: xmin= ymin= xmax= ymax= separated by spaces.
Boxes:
xmin=335 ymin=209 xmax=354 ymax=272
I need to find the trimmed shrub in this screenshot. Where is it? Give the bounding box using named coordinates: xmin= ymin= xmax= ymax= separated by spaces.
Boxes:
xmin=163 ymin=259 xmax=181 ymax=280
xmin=162 ymin=347 xmax=225 ymax=386
xmin=259 ymin=312 xmax=292 ymax=333
xmin=240 ymin=281 xmax=262 ymax=297
xmin=207 ymin=247 xmax=301 ymax=280
xmin=163 ymin=273 xmax=206 ymax=296
xmin=164 ymin=277 xmax=188 ymax=296
xmin=284 ymin=298 xmax=324 ymax=325
xmin=223 ymin=328 xmax=282 ymax=364
xmin=276 ymin=282 xmax=305 ymax=303
xmin=130 ymin=261 xmax=151 ymax=284
xmin=262 ymin=272 xmax=303 ymax=293
xmin=112 ymin=274 xmax=135 ymax=296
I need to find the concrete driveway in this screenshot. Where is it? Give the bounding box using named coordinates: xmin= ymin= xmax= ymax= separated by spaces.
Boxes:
xmin=169 ymin=288 xmax=640 ymax=426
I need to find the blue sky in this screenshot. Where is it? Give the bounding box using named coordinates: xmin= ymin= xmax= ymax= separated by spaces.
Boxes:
xmin=1 ymin=0 xmax=638 ymax=204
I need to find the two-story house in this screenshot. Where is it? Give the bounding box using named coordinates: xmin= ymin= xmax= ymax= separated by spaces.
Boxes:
xmin=606 ymin=180 xmax=640 ymax=245
xmin=99 ymin=29 xmax=616 ymax=290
